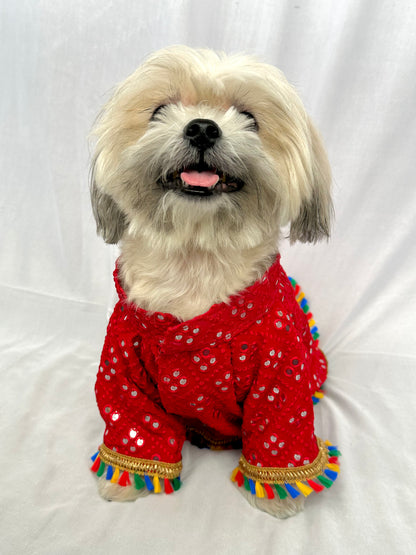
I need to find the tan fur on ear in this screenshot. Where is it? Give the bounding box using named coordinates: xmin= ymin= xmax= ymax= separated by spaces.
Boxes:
xmin=289 ymin=122 xmax=333 ymax=243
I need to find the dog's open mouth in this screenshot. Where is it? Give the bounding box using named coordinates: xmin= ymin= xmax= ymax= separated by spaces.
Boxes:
xmin=159 ymin=164 xmax=244 ymax=197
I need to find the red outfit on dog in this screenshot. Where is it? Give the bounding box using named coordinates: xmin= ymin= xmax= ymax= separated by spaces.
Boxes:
xmin=94 ymin=255 xmax=331 ymax=490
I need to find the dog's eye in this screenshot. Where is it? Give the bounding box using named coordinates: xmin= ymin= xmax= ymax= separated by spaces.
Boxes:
xmin=151 ymin=105 xmax=167 ymax=120
xmin=240 ymin=111 xmax=258 ymax=131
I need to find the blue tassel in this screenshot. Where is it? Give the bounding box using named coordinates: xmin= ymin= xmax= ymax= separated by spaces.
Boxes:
xmin=285 ymin=483 xmax=300 ymax=498
xmin=327 ymin=445 xmax=339 ymax=451
xmin=324 ymin=469 xmax=338 ymax=481
xmin=310 ymin=326 xmax=318 ymax=335
xmin=144 ymin=474 xmax=154 ymax=491
xmin=300 ymin=298 xmax=308 ymax=308
xmin=312 ymin=396 xmax=319 ymax=404
xmin=106 ymin=465 xmax=114 ymax=480
xmin=248 ymin=479 xmax=256 ymax=495
xmin=91 ymin=451 xmax=99 ymax=462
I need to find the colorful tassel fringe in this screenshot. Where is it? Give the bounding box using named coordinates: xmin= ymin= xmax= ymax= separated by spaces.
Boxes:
xmin=153 ymin=475 xmax=161 ymax=493
xmin=134 ymin=474 xmax=145 ymax=490
xmin=111 ymin=466 xmax=120 ymax=484
xmin=118 ymin=471 xmax=131 ymax=487
xmin=289 ymin=276 xmax=320 ymax=342
xmin=90 ymin=452 xmax=180 ymax=494
xmin=289 ymin=276 xmax=326 ymax=405
xmin=164 ymin=477 xmax=174 ymax=494
xmin=231 ymin=441 xmax=341 ymax=500
xmin=312 ymin=388 xmax=325 ymax=405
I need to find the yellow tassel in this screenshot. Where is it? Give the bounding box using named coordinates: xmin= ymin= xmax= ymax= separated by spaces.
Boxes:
xmin=314 ymin=391 xmax=324 ymax=399
xmin=296 ymin=481 xmax=313 ymax=497
xmin=111 ymin=467 xmax=120 ymax=484
xmin=255 ymin=481 xmax=265 ymax=498
xmin=309 ymin=319 xmax=316 ymax=328
xmin=327 ymin=463 xmax=340 ymax=472
xmin=296 ymin=292 xmax=305 ymax=302
xmin=230 ymin=468 xmax=239 ymax=482
xmin=153 ymin=475 xmax=161 ymax=493
xmin=325 ymin=440 xmax=333 ymax=446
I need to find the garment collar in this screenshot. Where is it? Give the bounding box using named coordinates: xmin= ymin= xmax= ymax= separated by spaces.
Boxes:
xmin=114 ymin=255 xmax=283 ymax=352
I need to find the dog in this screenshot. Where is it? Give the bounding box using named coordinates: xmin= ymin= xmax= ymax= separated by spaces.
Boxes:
xmin=89 ymin=45 xmax=338 ymax=518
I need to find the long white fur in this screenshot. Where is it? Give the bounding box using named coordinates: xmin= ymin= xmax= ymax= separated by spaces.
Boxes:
xmin=90 ymin=45 xmax=332 ymax=517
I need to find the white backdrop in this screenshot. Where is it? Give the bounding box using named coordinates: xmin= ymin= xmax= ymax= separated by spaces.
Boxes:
xmin=1 ymin=1 xmax=416 ymax=554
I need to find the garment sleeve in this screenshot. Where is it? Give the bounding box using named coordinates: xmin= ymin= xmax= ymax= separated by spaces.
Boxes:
xmin=231 ymin=315 xmax=340 ymax=500
xmin=91 ymin=304 xmax=186 ymax=493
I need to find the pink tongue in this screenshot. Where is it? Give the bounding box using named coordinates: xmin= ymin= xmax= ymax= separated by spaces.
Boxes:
xmin=180 ymin=170 xmax=219 ymax=188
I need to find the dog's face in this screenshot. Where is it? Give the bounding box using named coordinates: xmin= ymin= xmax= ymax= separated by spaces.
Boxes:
xmin=91 ymin=46 xmax=332 ymax=250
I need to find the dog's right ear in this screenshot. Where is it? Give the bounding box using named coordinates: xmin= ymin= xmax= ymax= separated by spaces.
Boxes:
xmin=90 ymin=167 xmax=127 ymax=244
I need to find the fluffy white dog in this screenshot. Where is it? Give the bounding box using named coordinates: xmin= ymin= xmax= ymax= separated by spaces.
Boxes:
xmin=90 ymin=45 xmax=334 ymax=518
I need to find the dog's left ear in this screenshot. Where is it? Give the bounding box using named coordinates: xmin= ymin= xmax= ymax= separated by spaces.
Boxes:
xmin=289 ymin=122 xmax=333 ymax=243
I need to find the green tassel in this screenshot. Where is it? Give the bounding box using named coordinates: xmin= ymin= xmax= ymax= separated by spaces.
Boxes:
xmin=96 ymin=460 xmax=106 ymax=477
xmin=274 ymin=484 xmax=288 ymax=499
xmin=134 ymin=474 xmax=145 ymax=490
xmin=244 ymin=476 xmax=251 ymax=491
xmin=172 ymin=478 xmax=181 ymax=491
xmin=302 ymin=305 xmax=310 ymax=314
xmin=313 ymin=332 xmax=320 ymax=340
xmin=328 ymin=449 xmax=341 ymax=457
xmin=317 ymin=475 xmax=333 ymax=488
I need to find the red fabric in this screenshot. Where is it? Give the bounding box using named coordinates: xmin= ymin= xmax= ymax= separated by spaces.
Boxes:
xmin=95 ymin=255 xmax=327 ymax=471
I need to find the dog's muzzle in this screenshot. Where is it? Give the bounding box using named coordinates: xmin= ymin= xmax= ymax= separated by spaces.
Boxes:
xmin=158 ymin=118 xmax=245 ymax=198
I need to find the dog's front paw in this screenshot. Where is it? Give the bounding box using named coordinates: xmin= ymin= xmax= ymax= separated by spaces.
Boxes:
xmin=233 ymin=482 xmax=305 ymax=518
xmin=96 ymin=474 xmax=150 ymax=502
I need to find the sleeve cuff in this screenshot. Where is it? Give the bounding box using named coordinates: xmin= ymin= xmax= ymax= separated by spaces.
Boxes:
xmin=231 ymin=438 xmax=341 ymax=500
xmin=91 ymin=443 xmax=182 ymax=494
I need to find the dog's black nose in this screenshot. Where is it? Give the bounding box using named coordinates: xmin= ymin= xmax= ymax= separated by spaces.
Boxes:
xmin=184 ymin=119 xmax=222 ymax=150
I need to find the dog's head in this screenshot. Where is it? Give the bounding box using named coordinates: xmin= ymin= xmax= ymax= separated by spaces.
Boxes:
xmin=90 ymin=46 xmax=332 ymax=250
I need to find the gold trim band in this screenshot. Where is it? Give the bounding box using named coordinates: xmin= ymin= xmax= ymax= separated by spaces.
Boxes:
xmin=99 ymin=444 xmax=182 ymax=479
xmin=238 ymin=438 xmax=329 ymax=484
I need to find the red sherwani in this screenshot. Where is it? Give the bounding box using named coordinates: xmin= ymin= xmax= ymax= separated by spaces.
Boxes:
xmin=91 ymin=255 xmax=340 ymax=498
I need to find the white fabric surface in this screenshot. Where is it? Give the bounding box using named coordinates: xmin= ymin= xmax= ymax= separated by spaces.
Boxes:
xmin=1 ymin=1 xmax=416 ymax=553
